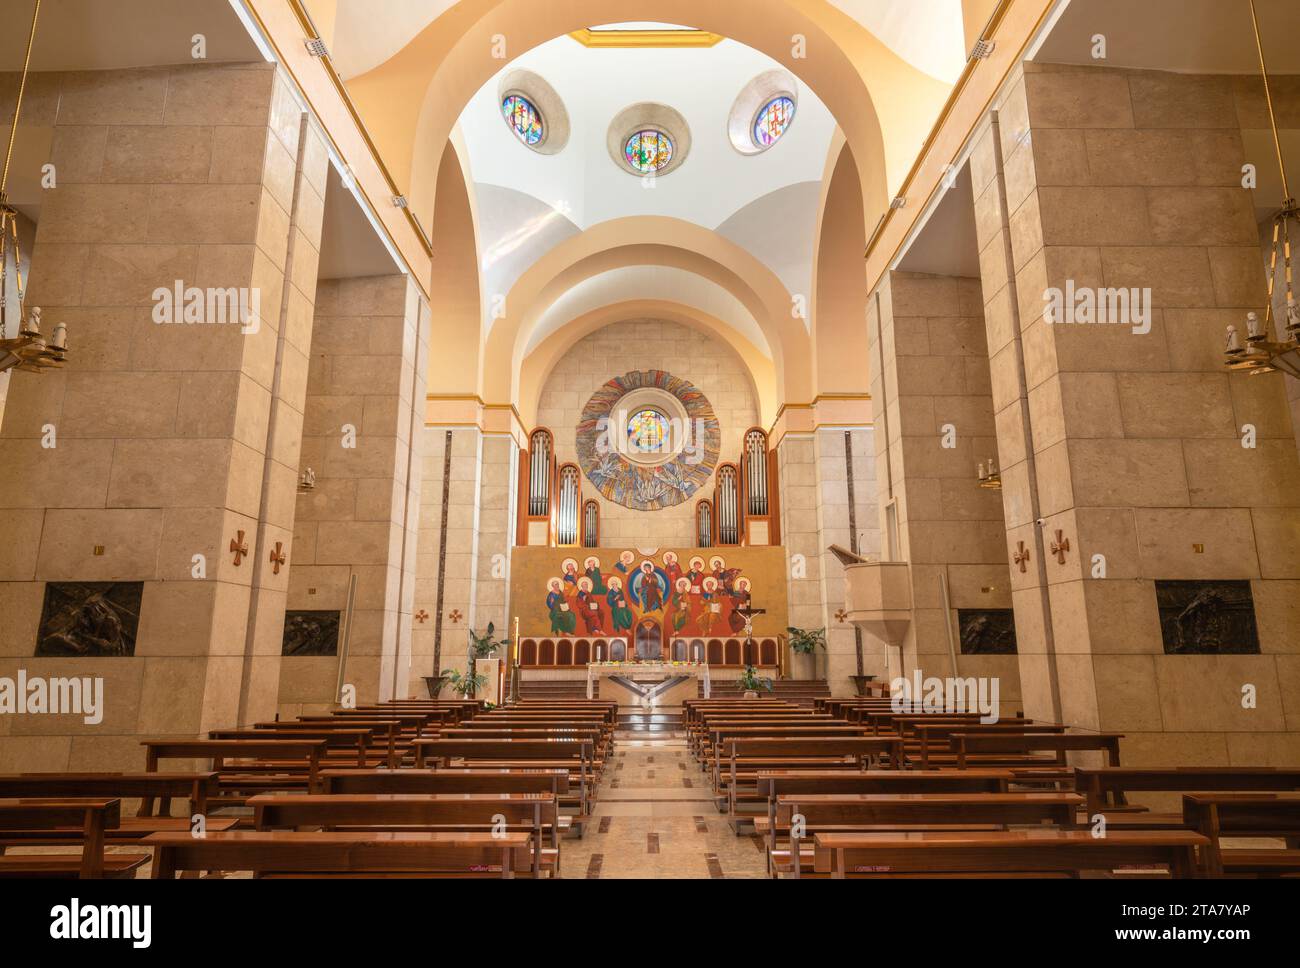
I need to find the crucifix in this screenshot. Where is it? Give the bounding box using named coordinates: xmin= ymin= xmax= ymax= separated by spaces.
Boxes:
xmin=229 ymin=530 xmax=249 ymax=566
xmin=269 ymin=541 xmax=287 ymax=575
xmin=1050 ymin=530 xmax=1071 ymax=565
xmin=734 ymin=600 xmax=766 ymax=659
xmin=1012 ymin=541 xmax=1030 ymax=573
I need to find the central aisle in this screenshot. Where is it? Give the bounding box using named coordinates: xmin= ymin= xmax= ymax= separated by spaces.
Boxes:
xmin=561 ymin=727 xmax=769 ymax=879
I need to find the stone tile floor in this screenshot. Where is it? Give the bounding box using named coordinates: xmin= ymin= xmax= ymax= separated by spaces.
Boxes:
xmin=560 ymin=733 xmax=769 ymax=879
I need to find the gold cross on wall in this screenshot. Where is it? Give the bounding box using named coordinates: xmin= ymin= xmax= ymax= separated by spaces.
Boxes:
xmin=1051 ymin=530 xmax=1071 ymax=565
xmin=269 ymin=541 xmax=287 ymax=575
xmin=1012 ymin=540 xmax=1030 ymax=573
xmin=229 ymin=530 xmax=249 ymax=566
xmin=415 ymin=609 xmax=429 ymax=624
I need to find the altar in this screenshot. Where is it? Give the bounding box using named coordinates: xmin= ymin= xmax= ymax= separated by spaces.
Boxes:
xmin=586 ymin=661 xmax=711 ymax=702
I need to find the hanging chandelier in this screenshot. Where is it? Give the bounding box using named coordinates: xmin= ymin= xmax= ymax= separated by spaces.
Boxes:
xmin=1223 ymin=0 xmax=1299 ymax=378
xmin=0 ymin=0 xmax=67 ymax=376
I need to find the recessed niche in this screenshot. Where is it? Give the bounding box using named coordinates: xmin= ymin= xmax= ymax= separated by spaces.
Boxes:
xmin=282 ymin=610 xmax=341 ymax=656
xmin=36 ymin=582 xmax=143 ymax=657
xmin=957 ymin=609 xmax=1017 ymax=655
xmin=1156 ymin=580 xmax=1260 ymax=655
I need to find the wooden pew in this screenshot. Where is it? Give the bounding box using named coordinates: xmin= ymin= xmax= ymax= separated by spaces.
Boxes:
xmin=0 ymin=799 xmax=148 ymax=878
xmin=142 ymin=738 xmax=329 ymax=803
xmin=753 ymin=769 xmax=1016 ymax=847
xmin=949 ymin=732 xmax=1124 ymax=771
xmin=210 ymin=728 xmax=377 ymax=769
xmin=0 ymin=772 xmax=217 ymax=819
xmin=1182 ymin=793 xmax=1300 ymax=876
xmin=721 ymin=737 xmax=905 ymax=827
xmin=776 ymin=793 xmax=1084 ymax=878
xmin=811 ymin=829 xmax=1207 ymax=878
xmin=1076 ymin=767 xmax=1300 ymax=820
xmin=907 ymin=722 xmax=1064 ymax=769
xmin=144 ymin=830 xmax=532 ymax=878
xmin=250 ymin=792 xmax=560 ymax=876
xmin=412 ymin=739 xmax=595 ymax=831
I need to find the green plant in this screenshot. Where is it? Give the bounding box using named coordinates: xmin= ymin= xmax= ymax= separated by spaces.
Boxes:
xmin=787 ymin=626 xmax=826 ymax=655
xmin=737 ymin=665 xmax=773 ymax=693
xmin=469 ymin=622 xmax=508 ymax=659
xmin=441 ymin=668 xmax=488 ymax=699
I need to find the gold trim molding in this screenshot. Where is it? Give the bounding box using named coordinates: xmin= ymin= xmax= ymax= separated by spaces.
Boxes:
xmin=568 ymin=28 xmax=724 ymax=48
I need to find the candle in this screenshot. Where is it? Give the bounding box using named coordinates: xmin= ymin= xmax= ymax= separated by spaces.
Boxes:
xmin=51 ymin=323 xmax=67 ymax=350
xmin=1225 ymin=325 xmax=1241 ymax=353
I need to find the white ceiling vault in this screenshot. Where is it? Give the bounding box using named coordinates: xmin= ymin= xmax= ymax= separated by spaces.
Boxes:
xmin=461 ymin=29 xmax=838 ymax=336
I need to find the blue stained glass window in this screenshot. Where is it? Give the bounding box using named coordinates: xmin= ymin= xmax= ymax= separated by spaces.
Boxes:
xmin=502 ymin=94 xmax=544 ymax=146
xmin=624 ymin=130 xmax=673 ymax=174
xmin=753 ymin=95 xmax=795 ymax=149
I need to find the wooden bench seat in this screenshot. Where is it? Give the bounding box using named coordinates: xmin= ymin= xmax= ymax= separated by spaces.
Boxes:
xmin=249 ymin=792 xmax=561 ymax=876
xmin=770 ymin=792 xmax=1083 ymax=877
xmin=0 ymin=798 xmax=148 ymax=878
xmin=144 ymin=830 xmax=533 ymax=878
xmin=1182 ymin=793 xmax=1300 ymax=876
xmin=809 ymin=829 xmax=1207 ymax=878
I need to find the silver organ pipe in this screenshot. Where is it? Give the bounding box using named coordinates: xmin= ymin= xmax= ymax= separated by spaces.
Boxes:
xmin=697 ymin=502 xmax=712 ymax=548
xmin=718 ymin=465 xmax=739 ymax=545
xmin=583 ymin=500 xmax=599 ymax=548
xmin=528 ymin=430 xmax=551 ymax=517
xmin=557 ymin=465 xmax=579 ymax=545
xmin=746 ymin=430 xmax=768 ymax=516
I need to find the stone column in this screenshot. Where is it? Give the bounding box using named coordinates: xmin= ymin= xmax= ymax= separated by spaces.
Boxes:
xmin=0 ymin=63 xmax=327 ymax=768
xmin=867 ymin=270 xmax=1021 ymax=718
xmin=283 ymin=273 xmax=428 ymax=714
xmin=411 ymin=425 xmax=487 ymax=697
xmin=777 ymin=427 xmax=881 ymax=695
xmin=973 ymin=61 xmax=1300 ymax=765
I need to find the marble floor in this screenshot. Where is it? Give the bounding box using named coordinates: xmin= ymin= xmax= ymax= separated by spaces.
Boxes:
xmin=559 ymin=731 xmax=770 ymax=879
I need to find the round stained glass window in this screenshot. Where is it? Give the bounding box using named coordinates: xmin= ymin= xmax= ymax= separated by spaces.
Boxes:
xmin=627 ymin=408 xmax=671 ymax=453
xmin=624 ymin=130 xmax=673 ymax=174
xmin=502 ymin=94 xmax=544 ymax=146
xmin=753 ymin=95 xmax=795 ymax=149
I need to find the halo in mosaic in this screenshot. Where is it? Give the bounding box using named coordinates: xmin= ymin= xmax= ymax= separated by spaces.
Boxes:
xmin=576 ymin=370 xmax=721 ymax=511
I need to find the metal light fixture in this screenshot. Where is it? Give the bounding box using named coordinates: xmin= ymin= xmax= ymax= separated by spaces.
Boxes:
xmin=977 ymin=457 xmax=1002 ymax=490
xmin=1223 ymin=0 xmax=1299 ymax=378
xmin=0 ymin=0 xmax=67 ymax=376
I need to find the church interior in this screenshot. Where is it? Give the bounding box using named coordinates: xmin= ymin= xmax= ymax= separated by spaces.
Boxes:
xmin=0 ymin=0 xmax=1299 ymax=896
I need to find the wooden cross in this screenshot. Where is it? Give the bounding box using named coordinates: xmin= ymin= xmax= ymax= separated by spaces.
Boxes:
xmin=229 ymin=530 xmax=249 ymax=566
xmin=415 ymin=609 xmax=430 ymax=624
xmin=1050 ymin=530 xmax=1071 ymax=565
xmin=268 ymin=541 xmax=287 ymax=575
xmin=1012 ymin=541 xmax=1030 ymax=573
xmin=734 ymin=602 xmax=766 ymax=649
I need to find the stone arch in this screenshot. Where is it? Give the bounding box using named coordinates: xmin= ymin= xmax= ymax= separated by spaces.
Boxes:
xmin=482 ymin=216 xmax=812 ymax=411
xmin=520 ymin=299 xmax=778 ymax=429
xmin=343 ymin=0 xmax=952 ymax=252
xmin=811 ymin=135 xmax=872 ymax=397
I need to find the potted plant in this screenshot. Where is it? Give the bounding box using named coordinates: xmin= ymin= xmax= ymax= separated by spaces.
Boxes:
xmin=441 ymin=667 xmax=488 ymax=699
xmin=787 ymin=626 xmax=826 ymax=680
xmin=462 ymin=622 xmax=508 ymax=700
xmin=737 ymin=665 xmax=773 ymax=700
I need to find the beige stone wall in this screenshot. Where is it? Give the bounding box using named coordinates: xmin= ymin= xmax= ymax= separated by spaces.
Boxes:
xmin=867 ymin=271 xmax=1022 ymax=719
xmin=282 ymin=274 xmax=428 ymax=716
xmin=409 ymin=426 xmax=512 ymax=697
xmin=779 ymin=428 xmax=882 ymax=695
xmin=534 ymin=318 xmax=759 ymax=547
xmin=971 ymin=61 xmax=1300 ymax=765
xmin=0 ymin=64 xmax=328 ymax=769
xmin=0 ymin=209 xmax=37 ymax=425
